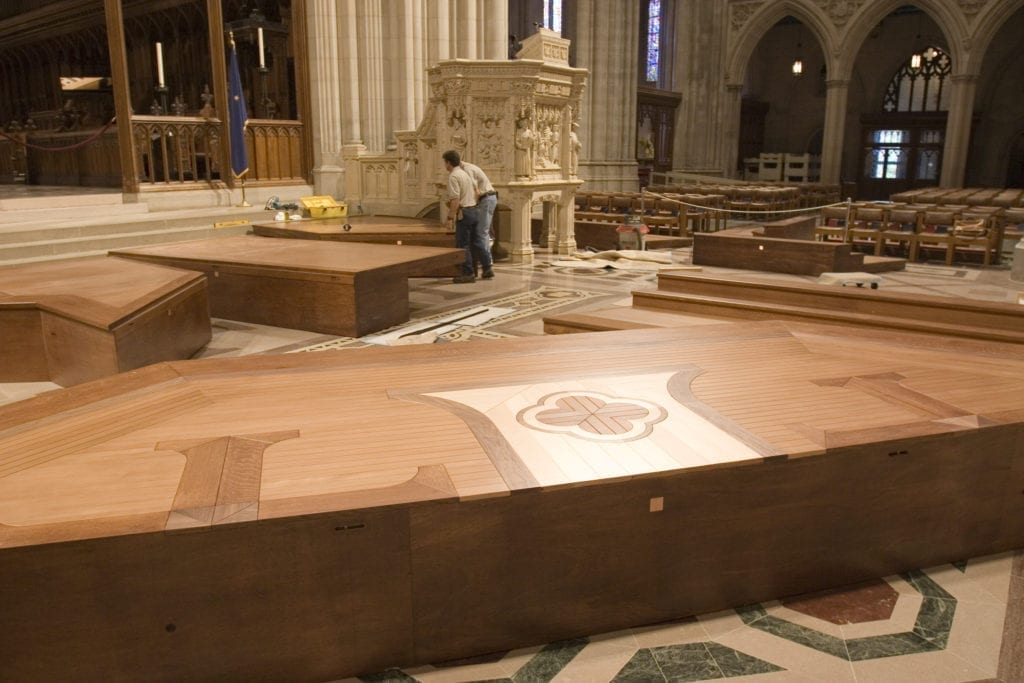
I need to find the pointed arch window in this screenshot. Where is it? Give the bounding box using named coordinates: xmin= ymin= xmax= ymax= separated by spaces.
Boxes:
xmin=882 ymin=46 xmax=951 ymax=113
xmin=543 ymin=0 xmax=562 ymax=33
xmin=645 ymin=0 xmax=662 ymax=82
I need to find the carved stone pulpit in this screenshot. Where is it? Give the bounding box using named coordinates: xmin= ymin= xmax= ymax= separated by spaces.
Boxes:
xmin=395 ymin=29 xmax=588 ymax=263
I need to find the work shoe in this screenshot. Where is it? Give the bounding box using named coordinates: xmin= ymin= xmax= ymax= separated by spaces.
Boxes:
xmin=452 ymin=274 xmax=476 ymax=284
xmin=482 ymin=269 xmax=495 ymax=280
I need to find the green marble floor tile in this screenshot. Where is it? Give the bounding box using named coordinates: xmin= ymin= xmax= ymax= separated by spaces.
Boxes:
xmin=705 ymin=641 xmax=786 ymax=677
xmin=845 ymin=631 xmax=940 ymax=661
xmin=744 ymin=615 xmax=849 ymax=659
xmin=650 ymin=642 xmax=723 ymax=681
xmin=912 ymin=596 xmax=957 ymax=647
xmin=511 ymin=637 xmax=588 ymax=683
xmin=613 ymin=648 xmax=666 ymax=682
xmin=359 ymin=668 xmax=419 ymax=683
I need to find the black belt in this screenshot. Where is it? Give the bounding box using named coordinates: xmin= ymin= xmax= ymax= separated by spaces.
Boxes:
xmin=480 ymin=190 xmax=497 ymax=197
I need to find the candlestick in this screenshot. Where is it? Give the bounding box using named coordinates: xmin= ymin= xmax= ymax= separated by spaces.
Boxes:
xmin=257 ymin=28 xmax=265 ymax=68
xmin=155 ymin=42 xmax=165 ymax=87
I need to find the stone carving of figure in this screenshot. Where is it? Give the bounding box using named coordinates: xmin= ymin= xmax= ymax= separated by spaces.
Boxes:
xmin=569 ymin=122 xmax=581 ymax=176
xmin=449 ymin=110 xmax=466 ymax=152
xmin=514 ymin=117 xmax=535 ymax=178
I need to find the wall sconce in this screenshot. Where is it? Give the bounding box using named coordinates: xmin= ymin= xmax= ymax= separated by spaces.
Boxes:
xmin=792 ymin=57 xmax=804 ymax=76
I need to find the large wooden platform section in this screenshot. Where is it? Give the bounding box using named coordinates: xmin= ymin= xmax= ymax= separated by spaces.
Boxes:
xmin=111 ymin=235 xmax=464 ymax=337
xmin=544 ymin=271 xmax=1024 ymax=345
xmin=252 ymin=215 xmax=455 ymax=247
xmin=1 ymin=323 xmax=1022 ymax=681
xmin=0 ymin=256 xmax=210 ymax=386
xmin=693 ymin=226 xmax=905 ymax=276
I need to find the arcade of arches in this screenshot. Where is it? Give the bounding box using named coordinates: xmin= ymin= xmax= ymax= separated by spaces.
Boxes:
xmin=1 ymin=0 xmax=1022 ymax=205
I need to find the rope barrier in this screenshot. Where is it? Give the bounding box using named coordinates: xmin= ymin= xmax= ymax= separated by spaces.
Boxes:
xmin=641 ymin=188 xmax=850 ymax=216
xmin=0 ymin=117 xmax=117 ymax=152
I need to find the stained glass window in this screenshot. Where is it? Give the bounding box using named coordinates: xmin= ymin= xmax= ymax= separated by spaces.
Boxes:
xmin=646 ymin=0 xmax=661 ymax=82
xmin=543 ymin=0 xmax=562 ymax=34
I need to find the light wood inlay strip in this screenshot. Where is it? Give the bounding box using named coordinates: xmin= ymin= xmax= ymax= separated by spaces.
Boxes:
xmin=0 ymin=384 xmax=212 ymax=479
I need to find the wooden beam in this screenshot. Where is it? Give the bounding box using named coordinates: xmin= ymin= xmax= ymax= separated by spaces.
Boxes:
xmin=103 ymin=0 xmax=138 ymax=194
xmin=206 ymin=0 xmax=231 ymax=188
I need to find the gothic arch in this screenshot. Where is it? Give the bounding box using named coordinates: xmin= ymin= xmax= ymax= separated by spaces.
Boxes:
xmin=725 ymin=1 xmax=837 ymax=87
xmin=838 ymin=1 xmax=967 ymax=80
xmin=963 ymin=0 xmax=1024 ymax=74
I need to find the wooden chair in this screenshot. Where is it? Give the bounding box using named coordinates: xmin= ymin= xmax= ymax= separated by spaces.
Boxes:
xmin=949 ymin=214 xmax=999 ymax=266
xmin=914 ymin=209 xmax=959 ymax=263
xmin=878 ymin=208 xmax=921 ymax=258
xmin=849 ymin=206 xmax=887 ymax=256
xmin=816 ymin=205 xmax=851 ymax=243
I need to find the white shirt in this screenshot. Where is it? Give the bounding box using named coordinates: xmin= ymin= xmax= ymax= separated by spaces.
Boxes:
xmin=462 ymin=161 xmax=494 ymax=195
xmin=447 ymin=166 xmax=477 ymax=208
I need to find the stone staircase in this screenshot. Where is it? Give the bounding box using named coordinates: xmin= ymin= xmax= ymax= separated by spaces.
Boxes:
xmin=0 ymin=191 xmax=274 ymax=266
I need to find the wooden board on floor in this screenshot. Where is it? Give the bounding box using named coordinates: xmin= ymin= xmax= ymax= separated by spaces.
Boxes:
xmin=0 ymin=322 xmax=1022 ymax=680
xmin=0 ymin=256 xmax=210 ymax=386
xmin=110 ymin=235 xmax=464 ymax=337
xmin=252 ymin=215 xmax=456 ymax=247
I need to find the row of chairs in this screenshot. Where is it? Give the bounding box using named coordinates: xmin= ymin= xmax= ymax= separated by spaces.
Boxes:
xmin=890 ymin=187 xmax=1024 ymax=209
xmin=574 ymin=191 xmax=726 ymax=235
xmin=816 ymin=203 xmax=1023 ymax=266
xmin=648 ymin=182 xmax=841 ymax=212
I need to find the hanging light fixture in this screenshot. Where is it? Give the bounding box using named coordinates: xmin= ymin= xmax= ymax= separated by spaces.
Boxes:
xmin=910 ymin=10 xmax=922 ymax=69
xmin=791 ymin=22 xmax=804 ymax=77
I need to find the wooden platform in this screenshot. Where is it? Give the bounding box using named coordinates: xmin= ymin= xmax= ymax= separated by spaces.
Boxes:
xmin=0 ymin=256 xmax=210 ymax=386
xmin=693 ymin=226 xmax=906 ymax=276
xmin=252 ymin=215 xmax=455 ymax=247
xmin=544 ymin=271 xmax=1024 ymax=345
xmin=1 ymin=322 xmax=1022 ymax=680
xmin=111 ymin=235 xmax=464 ymax=337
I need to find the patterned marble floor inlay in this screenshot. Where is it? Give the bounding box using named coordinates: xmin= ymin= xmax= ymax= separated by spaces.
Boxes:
xmin=613 ymin=642 xmax=785 ymax=682
xmin=781 ymin=578 xmax=899 ymax=624
xmin=737 ymin=569 xmax=957 ymax=661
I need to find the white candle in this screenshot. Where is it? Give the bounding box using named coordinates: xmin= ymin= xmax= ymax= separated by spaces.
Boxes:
xmin=257 ymin=28 xmax=265 ymax=68
xmin=155 ymin=42 xmax=165 ymax=87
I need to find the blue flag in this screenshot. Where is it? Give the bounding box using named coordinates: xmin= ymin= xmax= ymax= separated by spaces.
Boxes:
xmin=227 ymin=42 xmax=249 ymax=178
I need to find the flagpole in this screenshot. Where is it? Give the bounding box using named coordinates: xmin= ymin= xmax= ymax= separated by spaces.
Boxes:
xmin=238 ymin=173 xmax=251 ymax=207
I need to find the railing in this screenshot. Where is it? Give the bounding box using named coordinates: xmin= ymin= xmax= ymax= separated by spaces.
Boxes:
xmin=25 ymin=128 xmax=121 ymax=187
xmin=132 ymin=116 xmax=220 ymax=185
xmin=0 ymin=133 xmax=27 ymax=183
xmin=131 ymin=116 xmax=307 ymax=187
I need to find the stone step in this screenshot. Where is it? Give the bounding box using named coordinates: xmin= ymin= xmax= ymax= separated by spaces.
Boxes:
xmin=0 ymin=190 xmax=125 ymax=212
xmin=0 ymin=224 xmax=252 ymax=265
xmin=0 ymin=206 xmax=269 ymax=244
xmin=0 ymin=202 xmax=150 ymax=225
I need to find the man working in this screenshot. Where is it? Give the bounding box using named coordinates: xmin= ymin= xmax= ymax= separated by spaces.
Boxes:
xmin=442 ymin=149 xmax=493 ymax=284
xmin=461 ymin=159 xmax=497 ymax=279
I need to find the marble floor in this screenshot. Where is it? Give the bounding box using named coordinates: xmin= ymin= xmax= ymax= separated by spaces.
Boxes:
xmin=2 ymin=248 xmax=1023 ymax=682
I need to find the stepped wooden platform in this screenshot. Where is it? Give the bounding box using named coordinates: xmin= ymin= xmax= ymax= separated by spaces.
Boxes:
xmin=0 ymin=256 xmax=210 ymax=386
xmin=1 ymin=323 xmax=1022 ymax=681
xmin=544 ymin=271 xmax=1024 ymax=345
xmin=252 ymin=215 xmax=455 ymax=247
xmin=111 ymin=235 xmax=464 ymax=337
xmin=569 ymin=220 xmax=693 ymax=251
xmin=693 ymin=224 xmax=905 ymax=276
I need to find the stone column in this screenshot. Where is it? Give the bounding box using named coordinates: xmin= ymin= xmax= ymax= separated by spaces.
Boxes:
xmin=339 ymin=0 xmax=366 ymax=202
xmin=360 ymin=0 xmax=386 ymax=152
xmin=307 ymin=0 xmax=344 ymax=196
xmin=672 ymin=0 xmax=729 ymax=174
xmin=718 ymin=84 xmax=743 ymax=181
xmin=820 ymin=79 xmax=850 ymax=186
xmin=427 ymin=2 xmax=451 ymax=66
xmin=574 ymin=0 xmax=639 ymax=190
xmin=509 ymin=189 xmax=535 ymax=262
xmin=557 ymin=191 xmax=577 ymax=255
xmin=940 ymin=74 xmax=978 ymax=188
xmin=484 ymin=0 xmax=509 ymax=60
